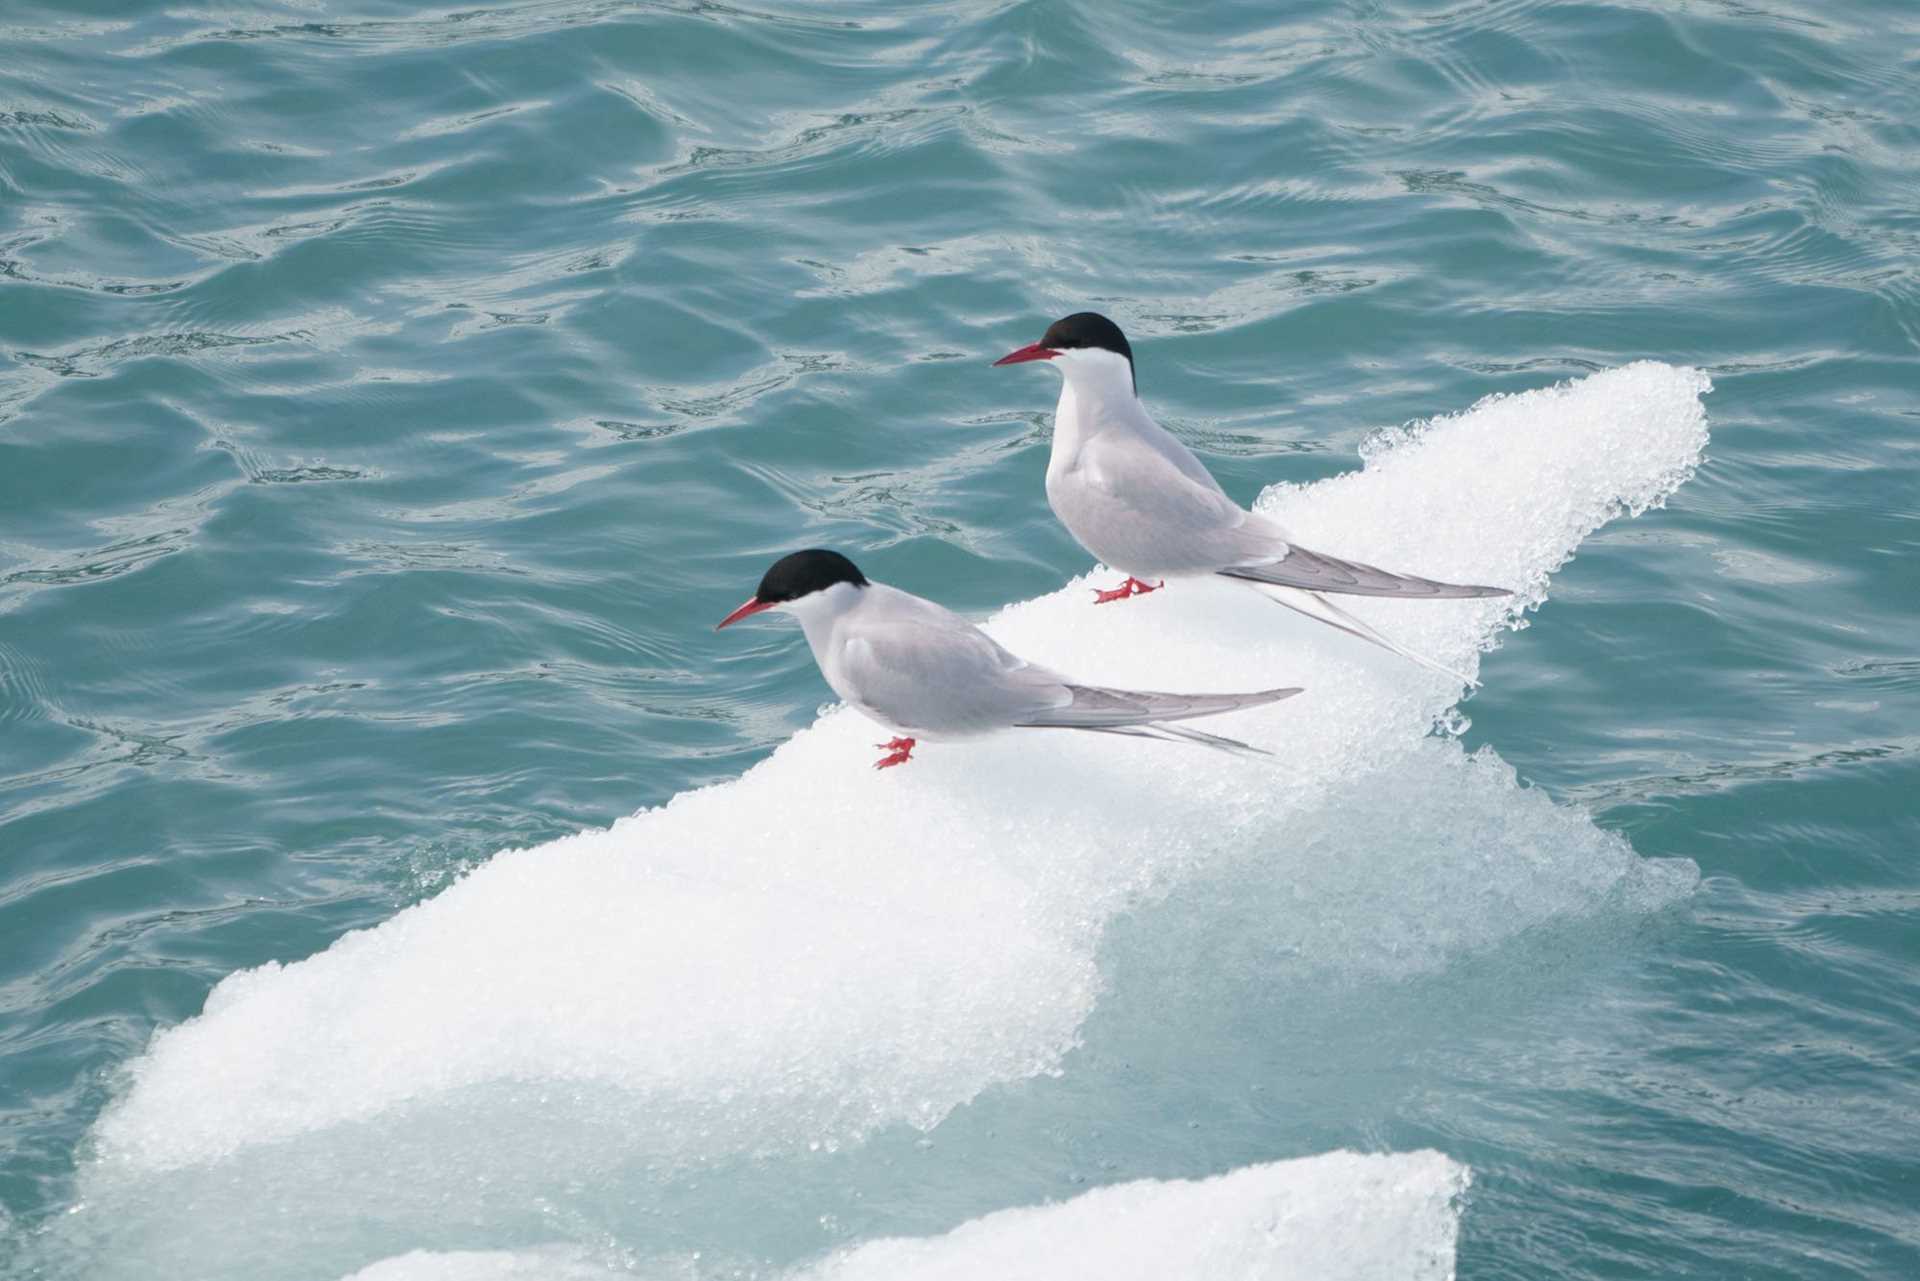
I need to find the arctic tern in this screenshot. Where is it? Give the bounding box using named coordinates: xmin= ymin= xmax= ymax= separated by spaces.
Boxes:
xmin=993 ymin=312 xmax=1509 ymax=685
xmin=717 ymin=549 xmax=1300 ymax=769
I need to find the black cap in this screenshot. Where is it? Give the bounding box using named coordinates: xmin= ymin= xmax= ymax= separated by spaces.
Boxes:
xmin=1042 ymin=312 xmax=1134 ymax=388
xmin=756 ymin=549 xmax=869 ymax=603
xmin=1041 ymin=312 xmax=1132 ymax=360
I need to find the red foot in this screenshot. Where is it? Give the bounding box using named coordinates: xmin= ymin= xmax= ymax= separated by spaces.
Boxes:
xmin=1091 ymin=577 xmax=1165 ymax=604
xmin=874 ymin=736 xmax=916 ymax=770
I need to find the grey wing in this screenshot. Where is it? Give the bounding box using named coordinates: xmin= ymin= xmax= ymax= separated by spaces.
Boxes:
xmin=1085 ymin=439 xmax=1242 ymax=527
xmin=1067 ymin=436 xmax=1266 ymax=574
xmin=836 ymin=596 xmax=1070 ymax=734
xmin=1135 ymin=418 xmax=1236 ymax=498
xmin=1017 ymin=683 xmax=1301 ymax=729
xmin=1222 ymin=543 xmax=1509 ymax=599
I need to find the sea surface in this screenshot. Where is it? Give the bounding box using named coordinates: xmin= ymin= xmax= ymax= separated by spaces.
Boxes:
xmin=1 ymin=1 xmax=1916 ymax=1277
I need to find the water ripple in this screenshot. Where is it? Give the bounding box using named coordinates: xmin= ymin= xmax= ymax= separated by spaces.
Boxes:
xmin=3 ymin=0 xmax=1919 ymax=1275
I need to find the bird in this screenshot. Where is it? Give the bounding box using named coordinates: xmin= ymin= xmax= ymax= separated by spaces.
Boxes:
xmin=993 ymin=311 xmax=1510 ymax=686
xmin=716 ymin=549 xmax=1300 ymax=769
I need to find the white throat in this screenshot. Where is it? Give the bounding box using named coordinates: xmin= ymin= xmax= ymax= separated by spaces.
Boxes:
xmin=1050 ymin=347 xmax=1143 ymax=460
xmin=781 ymin=580 xmax=866 ymax=651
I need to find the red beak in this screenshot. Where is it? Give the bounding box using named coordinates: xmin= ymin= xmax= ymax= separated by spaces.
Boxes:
xmin=992 ymin=342 xmax=1058 ymax=366
xmin=716 ymin=596 xmax=775 ymax=630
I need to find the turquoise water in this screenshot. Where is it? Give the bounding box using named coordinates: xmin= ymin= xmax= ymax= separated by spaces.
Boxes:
xmin=2 ymin=0 xmax=1917 ymax=1277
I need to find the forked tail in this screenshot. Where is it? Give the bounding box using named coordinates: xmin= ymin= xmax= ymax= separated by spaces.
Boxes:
xmin=1066 ymin=721 xmax=1275 ymax=758
xmin=1015 ymin=682 xmax=1302 ymax=757
xmin=1236 ymin=580 xmax=1483 ymax=688
xmin=1220 ymin=546 xmax=1510 ymax=600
